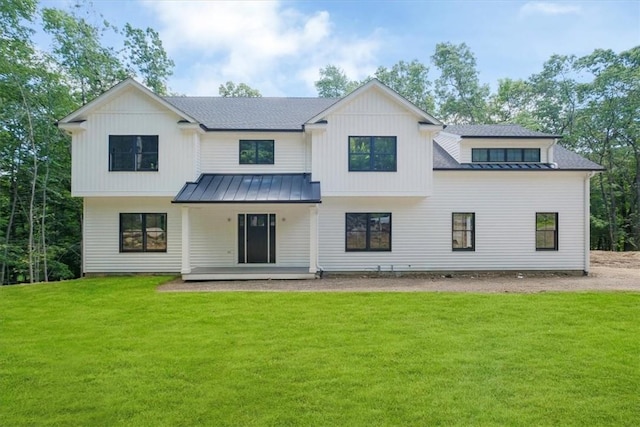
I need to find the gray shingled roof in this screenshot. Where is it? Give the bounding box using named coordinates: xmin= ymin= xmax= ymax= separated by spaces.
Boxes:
xmin=164 ymin=97 xmax=338 ymax=131
xmin=444 ymin=124 xmax=561 ymax=138
xmin=173 ymin=173 xmax=321 ymax=203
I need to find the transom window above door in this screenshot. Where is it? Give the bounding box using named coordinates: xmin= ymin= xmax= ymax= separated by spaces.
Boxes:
xmin=239 ymin=140 xmax=274 ymax=164
xmin=348 ymin=136 xmax=397 ymax=171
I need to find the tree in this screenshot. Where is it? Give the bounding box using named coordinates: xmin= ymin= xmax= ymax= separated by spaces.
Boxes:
xmin=314 ymin=65 xmax=359 ymax=98
xmin=431 ymin=42 xmax=490 ymax=124
xmin=488 ymin=78 xmax=536 ymax=127
xmin=373 ymin=60 xmax=435 ymax=113
xmin=122 ymin=23 xmax=174 ymax=95
xmin=218 ymin=81 xmax=262 ymax=97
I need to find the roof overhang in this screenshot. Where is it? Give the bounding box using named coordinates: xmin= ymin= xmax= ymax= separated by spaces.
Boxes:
xmin=173 ymin=173 xmax=321 ymax=204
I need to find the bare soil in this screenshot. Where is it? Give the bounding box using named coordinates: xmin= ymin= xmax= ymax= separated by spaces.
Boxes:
xmin=158 ymin=251 xmax=640 ymax=293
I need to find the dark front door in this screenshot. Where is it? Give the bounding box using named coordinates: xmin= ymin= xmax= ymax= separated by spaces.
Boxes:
xmin=238 ymin=214 xmax=276 ymax=264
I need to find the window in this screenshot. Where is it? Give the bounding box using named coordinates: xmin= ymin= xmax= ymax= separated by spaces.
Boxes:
xmin=239 ymin=140 xmax=274 ymax=164
xmin=120 ymin=213 xmax=167 ymax=252
xmin=452 ymin=213 xmax=475 ymax=251
xmin=109 ymin=135 xmax=158 ymax=171
xmin=346 ymin=213 xmax=391 ymax=251
xmin=536 ymin=212 xmax=558 ymax=251
xmin=472 ymin=148 xmax=540 ymax=163
xmin=349 ymin=136 xmax=397 ymax=171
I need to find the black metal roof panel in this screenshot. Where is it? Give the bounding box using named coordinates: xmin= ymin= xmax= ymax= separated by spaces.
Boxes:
xmin=443 ymin=124 xmax=561 ymax=139
xmin=460 ymin=163 xmax=556 ymax=170
xmin=173 ymin=174 xmax=321 ymax=203
xmin=163 ymin=97 xmax=339 ymax=131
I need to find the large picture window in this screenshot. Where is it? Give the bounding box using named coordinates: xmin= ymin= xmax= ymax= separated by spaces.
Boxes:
xmin=346 ymin=213 xmax=391 ymax=251
xmin=109 ymin=135 xmax=158 ymax=171
xmin=472 ymin=148 xmax=540 ymax=163
xmin=120 ymin=213 xmax=167 ymax=252
xmin=349 ymin=136 xmax=397 ymax=171
xmin=239 ymin=140 xmax=274 ymax=164
xmin=536 ymin=212 xmax=558 ymax=251
xmin=452 ymin=213 xmax=475 ymax=251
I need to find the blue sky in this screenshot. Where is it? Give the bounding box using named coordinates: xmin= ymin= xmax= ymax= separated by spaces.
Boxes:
xmin=40 ymin=0 xmax=639 ymax=96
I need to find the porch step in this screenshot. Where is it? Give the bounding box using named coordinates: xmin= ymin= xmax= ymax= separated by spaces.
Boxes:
xmin=182 ymin=267 xmax=316 ymax=281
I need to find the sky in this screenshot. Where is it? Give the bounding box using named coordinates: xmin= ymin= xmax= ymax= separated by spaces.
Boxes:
xmin=40 ymin=0 xmax=640 ymax=97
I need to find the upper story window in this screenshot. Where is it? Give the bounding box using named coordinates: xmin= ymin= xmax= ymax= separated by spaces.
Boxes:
xmin=472 ymin=148 xmax=540 ymax=163
xmin=349 ymin=136 xmax=397 ymax=172
xmin=240 ymin=140 xmax=274 ymax=164
xmin=109 ymin=135 xmax=158 ymax=171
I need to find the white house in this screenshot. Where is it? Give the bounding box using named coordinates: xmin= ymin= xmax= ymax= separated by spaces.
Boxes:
xmin=57 ymin=78 xmax=603 ymax=280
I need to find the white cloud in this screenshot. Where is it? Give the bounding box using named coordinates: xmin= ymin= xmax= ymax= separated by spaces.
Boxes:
xmin=143 ymin=1 xmax=382 ymax=95
xmin=520 ymin=2 xmax=582 ymax=17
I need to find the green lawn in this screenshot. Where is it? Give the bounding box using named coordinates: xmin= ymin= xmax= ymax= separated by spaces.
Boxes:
xmin=1 ymin=277 xmax=638 ymax=426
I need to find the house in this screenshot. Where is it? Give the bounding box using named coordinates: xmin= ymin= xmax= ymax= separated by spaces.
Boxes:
xmin=57 ymin=78 xmax=603 ymax=280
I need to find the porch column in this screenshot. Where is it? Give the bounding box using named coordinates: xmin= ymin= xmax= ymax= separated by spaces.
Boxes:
xmin=181 ymin=206 xmax=191 ymax=274
xmin=309 ymin=206 xmax=318 ymax=273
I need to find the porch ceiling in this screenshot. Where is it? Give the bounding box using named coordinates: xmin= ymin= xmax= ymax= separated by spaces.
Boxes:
xmin=172 ymin=173 xmax=321 ymax=204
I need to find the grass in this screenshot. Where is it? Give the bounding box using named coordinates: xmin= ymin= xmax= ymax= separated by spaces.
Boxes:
xmin=1 ymin=277 xmax=639 ymax=426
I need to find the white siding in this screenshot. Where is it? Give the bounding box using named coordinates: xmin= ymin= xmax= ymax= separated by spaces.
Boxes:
xmin=187 ymin=205 xmax=311 ymax=269
xmin=200 ymin=132 xmax=308 ymax=174
xmin=83 ymin=197 xmax=182 ymax=273
xmin=311 ymin=86 xmax=433 ymax=196
xmin=318 ymin=171 xmax=590 ymax=272
xmin=459 ymin=138 xmax=555 ymax=163
xmin=434 ymin=132 xmax=461 ymax=161
xmin=71 ymin=88 xmax=195 ymax=196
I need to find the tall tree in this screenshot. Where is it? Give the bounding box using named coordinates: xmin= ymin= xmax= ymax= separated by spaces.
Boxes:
xmin=122 ymin=23 xmax=174 ymax=95
xmin=431 ymin=42 xmax=490 ymax=124
xmin=373 ymin=60 xmax=435 ymax=113
xmin=314 ymin=65 xmax=359 ymax=98
xmin=218 ymin=81 xmax=262 ymax=97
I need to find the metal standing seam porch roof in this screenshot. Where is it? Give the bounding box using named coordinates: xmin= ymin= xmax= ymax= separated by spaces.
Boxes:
xmin=173 ymin=173 xmax=321 ymax=204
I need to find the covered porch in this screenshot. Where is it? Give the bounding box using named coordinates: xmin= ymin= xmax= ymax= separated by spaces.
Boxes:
xmin=172 ymin=173 xmax=321 ymax=281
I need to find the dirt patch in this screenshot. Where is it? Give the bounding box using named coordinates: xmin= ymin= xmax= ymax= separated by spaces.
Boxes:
xmin=158 ymin=251 xmax=640 ymax=293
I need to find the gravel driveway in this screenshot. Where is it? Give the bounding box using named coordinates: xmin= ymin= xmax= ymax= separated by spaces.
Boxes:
xmin=158 ymin=251 xmax=640 ymax=293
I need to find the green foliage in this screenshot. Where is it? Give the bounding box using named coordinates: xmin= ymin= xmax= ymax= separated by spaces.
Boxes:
xmin=431 ymin=42 xmax=490 ymax=124
xmin=218 ymin=81 xmax=262 ymax=97
xmin=1 ymin=278 xmax=639 ymax=425
xmin=122 ymin=23 xmax=174 ymax=95
xmin=314 ymin=64 xmax=360 ymax=97
xmin=374 ymin=59 xmax=435 ymax=113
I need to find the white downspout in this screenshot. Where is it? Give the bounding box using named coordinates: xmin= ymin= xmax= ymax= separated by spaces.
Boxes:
xmin=584 ymin=172 xmax=595 ymax=274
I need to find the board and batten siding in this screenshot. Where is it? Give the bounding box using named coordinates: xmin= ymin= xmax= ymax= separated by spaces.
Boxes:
xmin=83 ymin=197 xmax=182 ymax=273
xmin=200 ymin=132 xmax=308 ymax=174
xmin=187 ymin=204 xmax=311 ymax=269
xmin=72 ymin=88 xmax=195 ymax=197
xmin=310 ymin=86 xmax=433 ymax=196
xmin=317 ymin=171 xmax=589 ymax=272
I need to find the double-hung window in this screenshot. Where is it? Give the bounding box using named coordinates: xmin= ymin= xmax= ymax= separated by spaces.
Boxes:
xmin=452 ymin=213 xmax=475 ymax=251
xmin=109 ymin=135 xmax=158 ymax=171
xmin=536 ymin=212 xmax=558 ymax=250
xmin=120 ymin=213 xmax=167 ymax=252
xmin=239 ymin=140 xmax=274 ymax=164
xmin=345 ymin=213 xmax=392 ymax=251
xmin=348 ymin=136 xmax=397 ymax=171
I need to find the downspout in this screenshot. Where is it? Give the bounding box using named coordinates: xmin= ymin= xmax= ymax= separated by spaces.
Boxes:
xmin=584 ymin=171 xmax=595 ymax=275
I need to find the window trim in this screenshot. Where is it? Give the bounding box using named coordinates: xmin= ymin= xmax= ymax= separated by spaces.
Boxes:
xmin=471 ymin=148 xmax=540 ymax=163
xmin=536 ymin=212 xmax=558 ymax=251
xmin=109 ymin=135 xmax=159 ymax=172
xmin=348 ymin=136 xmax=397 ymax=172
xmin=239 ymin=140 xmax=275 ymax=165
xmin=452 ymin=212 xmax=475 ymax=251
xmin=345 ymin=212 xmax=392 ymax=252
xmin=119 ymin=213 xmax=167 ymax=253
